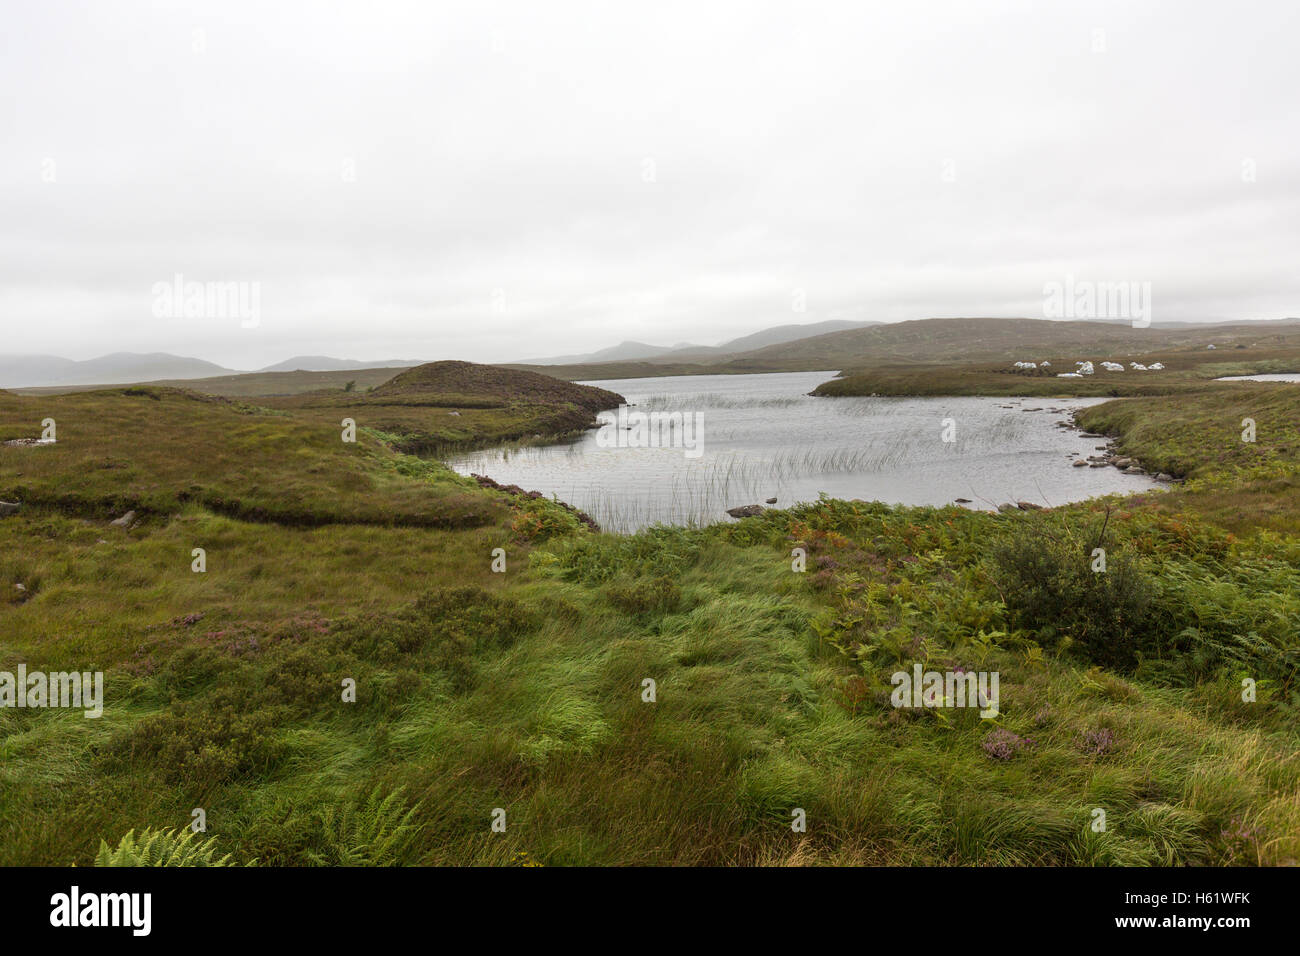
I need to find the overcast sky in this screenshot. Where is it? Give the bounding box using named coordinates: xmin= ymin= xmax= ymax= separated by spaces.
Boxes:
xmin=2 ymin=0 xmax=1297 ymax=368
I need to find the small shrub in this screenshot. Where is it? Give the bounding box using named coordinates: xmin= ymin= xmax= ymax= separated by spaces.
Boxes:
xmin=105 ymin=689 xmax=286 ymax=790
xmin=990 ymin=518 xmax=1153 ymax=670
xmin=332 ymin=587 xmax=534 ymax=691
xmin=1079 ymin=727 xmax=1117 ymax=756
xmin=509 ymin=496 xmax=583 ymax=541
xmin=981 ymin=728 xmax=1031 ymax=760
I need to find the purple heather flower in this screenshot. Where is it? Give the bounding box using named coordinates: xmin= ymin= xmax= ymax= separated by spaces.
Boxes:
xmin=982 ymin=728 xmax=1029 ymax=760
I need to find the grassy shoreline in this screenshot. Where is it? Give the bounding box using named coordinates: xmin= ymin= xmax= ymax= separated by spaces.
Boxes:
xmin=811 ymin=347 xmax=1300 ymax=399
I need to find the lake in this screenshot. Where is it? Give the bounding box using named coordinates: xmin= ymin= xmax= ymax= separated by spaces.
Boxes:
xmin=1215 ymin=373 xmax=1300 ymax=382
xmin=448 ymin=370 xmax=1163 ymax=532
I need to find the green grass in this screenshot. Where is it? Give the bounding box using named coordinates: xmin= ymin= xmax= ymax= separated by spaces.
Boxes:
xmin=1077 ymin=382 xmax=1300 ymax=534
xmin=261 ymin=360 xmax=626 ymax=455
xmin=0 ymin=387 xmax=499 ymax=527
xmin=1 ymin=362 xmax=1297 ymax=866
xmin=2 ymin=496 xmax=1297 ymax=865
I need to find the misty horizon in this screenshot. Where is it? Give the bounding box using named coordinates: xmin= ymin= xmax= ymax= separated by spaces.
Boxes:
xmin=4 ymin=0 xmax=1298 ymax=368
xmin=6 ymin=312 xmax=1300 ymax=384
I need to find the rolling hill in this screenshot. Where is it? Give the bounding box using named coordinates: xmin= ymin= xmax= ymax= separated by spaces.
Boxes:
xmin=666 ymin=318 xmax=879 ymax=358
xmin=514 ymin=317 xmax=1300 ymax=381
xmin=2 ymin=353 xmax=425 ymax=390
xmin=369 ymin=360 xmax=625 ymax=412
xmin=517 ymin=319 xmax=876 ymax=366
xmin=514 ymin=340 xmax=704 ymax=365
xmin=257 ymin=356 xmax=426 ymax=373
xmin=258 ymin=359 xmax=626 ymax=455
xmin=0 ymin=352 xmax=240 ymax=389
xmin=731 ymin=317 xmax=1300 ymax=368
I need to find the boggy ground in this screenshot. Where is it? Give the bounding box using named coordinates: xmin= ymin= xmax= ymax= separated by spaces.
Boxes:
xmin=812 ymin=345 xmax=1300 ymax=399
xmin=0 ymin=364 xmax=1296 ymax=866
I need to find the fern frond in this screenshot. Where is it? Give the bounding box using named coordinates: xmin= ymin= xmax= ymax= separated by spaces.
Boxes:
xmin=94 ymin=827 xmax=237 ymax=867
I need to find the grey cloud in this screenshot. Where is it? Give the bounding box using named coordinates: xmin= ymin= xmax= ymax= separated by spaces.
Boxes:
xmin=2 ymin=0 xmax=1297 ymax=368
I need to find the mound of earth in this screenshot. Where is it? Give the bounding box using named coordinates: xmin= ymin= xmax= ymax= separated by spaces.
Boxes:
xmin=371 ymin=360 xmax=624 ymax=411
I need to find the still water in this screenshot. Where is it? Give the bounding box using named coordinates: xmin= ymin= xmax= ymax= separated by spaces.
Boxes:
xmin=449 ymin=371 xmax=1162 ymax=532
xmin=1215 ymin=374 xmax=1300 ymax=383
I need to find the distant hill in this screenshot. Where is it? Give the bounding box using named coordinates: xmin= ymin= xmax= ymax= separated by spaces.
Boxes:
xmin=515 ymin=340 xmax=704 ymax=365
xmin=0 ymin=352 xmax=240 ymax=389
xmin=735 ymin=317 xmax=1300 ymax=369
xmin=257 ymin=356 xmax=426 ymax=373
xmin=511 ymin=317 xmax=1300 ymax=381
xmin=694 ymin=319 xmax=879 ymax=356
xmin=518 ymin=320 xmax=876 ymax=366
xmin=2 ymin=352 xmax=426 ymax=390
xmin=10 ymin=366 xmax=417 ymax=398
xmin=11 ymin=317 xmax=1298 ymax=392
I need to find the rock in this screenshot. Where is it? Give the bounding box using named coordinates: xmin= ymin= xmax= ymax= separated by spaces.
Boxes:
xmin=1089 ymin=462 xmax=1107 ymax=468
xmin=109 ymin=510 xmax=137 ymax=527
xmin=469 ymin=474 xmax=599 ymax=531
xmin=765 ymin=497 xmax=778 ymax=504
xmin=726 ymin=505 xmax=764 ymax=518
xmin=1017 ymin=501 xmax=1044 ymax=510
xmin=1072 ymin=459 xmax=1088 ymax=467
xmin=954 ymin=497 xmax=972 ymax=503
xmin=1154 ymin=473 xmax=1173 ymax=482
xmin=14 ymin=583 xmax=25 ymax=592
xmin=0 ymin=501 xmax=20 ymax=516
xmin=997 ymin=503 xmax=1018 ymax=513
xmin=1124 ymin=466 xmax=1146 ymax=475
xmin=448 ymin=411 xmax=461 ymax=417
xmin=1114 ymin=457 xmax=1133 ymax=468
xmin=1095 ymin=445 xmax=1108 ymax=451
